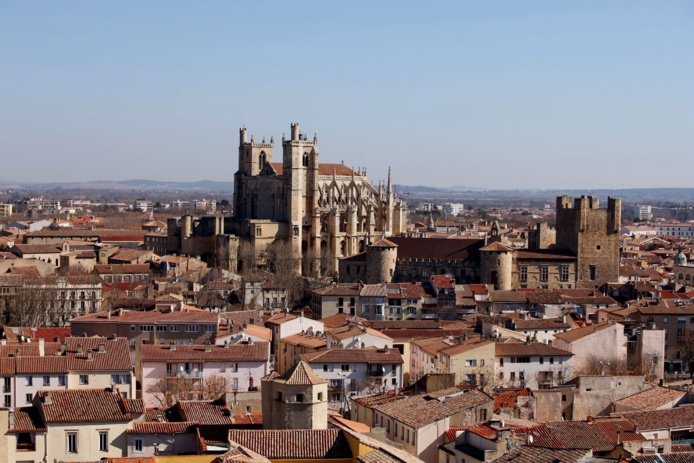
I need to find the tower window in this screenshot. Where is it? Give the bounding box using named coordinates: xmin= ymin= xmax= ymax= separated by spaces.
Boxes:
xmin=560 ymin=266 xmax=569 ymax=281
xmin=589 ymin=265 xmax=597 ymax=280
xmin=303 ymin=152 xmax=309 ymax=167
xmin=519 ymin=266 xmax=527 ymax=282
xmin=596 ymin=245 xmax=601 ymax=250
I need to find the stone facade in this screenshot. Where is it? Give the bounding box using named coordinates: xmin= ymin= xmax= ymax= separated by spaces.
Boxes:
xmin=167 ymin=123 xmax=406 ymax=275
xmin=555 ymin=195 xmax=621 ymax=289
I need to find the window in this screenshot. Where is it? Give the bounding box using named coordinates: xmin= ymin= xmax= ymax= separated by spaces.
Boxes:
xmin=99 ymin=431 xmax=108 ymax=452
xmin=519 ymin=266 xmax=528 ymax=282
xmin=26 ymin=393 xmax=33 ymax=403
xmin=465 ymin=359 xmax=477 ymax=367
xmin=516 ymin=356 xmax=530 ymax=363
xmin=67 ymin=431 xmax=78 ymax=453
xmin=323 ymin=364 xmax=328 ymax=371
xmin=130 ymin=325 xmax=135 ymax=332
xmin=205 ymin=325 xmax=216 ymax=333
xmin=277 ymin=392 xmax=283 ymax=401
xmin=43 ymin=376 xmax=50 ymax=386
xmin=79 ymin=374 xmax=89 ymax=385
xmin=318 ymin=392 xmax=323 ymax=401
xmin=510 ymin=372 xmax=516 ymax=381
xmin=663 ymin=317 xmax=669 ymax=323
xmin=156 ymin=325 xmax=167 ymax=332
xmin=170 ymin=325 xmax=180 ymax=332
xmin=186 ymin=325 xmax=198 ymax=332
xmin=499 ymin=358 xmax=504 ymax=366
xmin=341 ymin=364 xmax=350 ymax=371
xmin=139 ymin=325 xmax=154 ymax=332
xmin=549 ymin=357 xmax=554 ymax=364
xmin=296 ymin=394 xmax=304 ymax=403
xmin=26 ymin=376 xmax=33 ymax=386
xmin=589 ymin=265 xmax=597 ymax=280
xmin=134 ymin=438 xmax=143 ymax=453
xmin=3 ymin=395 xmax=10 ymax=407
xmin=540 ymin=357 xmax=544 ymax=364
xmin=560 ymin=266 xmax=569 ymax=281
xmin=540 ymin=266 xmax=549 ymax=282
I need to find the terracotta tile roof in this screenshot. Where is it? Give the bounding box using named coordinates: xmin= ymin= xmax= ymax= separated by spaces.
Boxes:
xmin=636 ymin=300 xmax=694 ymax=315
xmin=60 ymin=337 xmax=132 ymax=371
xmin=369 ymin=320 xmax=442 ymax=330
xmin=671 ymin=444 xmax=694 ymax=452
xmin=11 ymin=243 xmax=61 ymax=254
xmin=94 ymin=263 xmax=151 ymax=274
xmin=495 ymin=342 xmax=573 ymax=357
xmin=2 ymin=326 xmax=71 ymax=342
xmin=127 ymin=421 xmax=196 ymax=434
xmin=218 ymin=310 xmax=264 ymax=327
xmin=379 ymin=328 xmax=472 ymax=340
xmin=281 ymin=333 xmax=327 ymax=349
xmin=632 ymin=454 xmax=694 ymax=463
xmin=612 ymin=405 xmax=694 ymax=431
xmin=269 ymin=360 xmax=327 ymax=385
xmin=592 ymin=419 xmax=646 ymax=443
xmin=388 ymin=236 xmax=485 ymax=261
xmin=554 ymin=322 xmax=613 ymax=343
xmin=525 ymin=291 xmax=565 ymax=304
xmin=227 ymin=429 xmax=352 ymax=460
xmin=0 ymin=356 xmax=15 ymax=374
xmin=430 ymin=274 xmax=456 ymax=289
xmin=8 ymin=406 xmax=46 ymax=432
xmin=312 ymin=284 xmax=361 ymax=297
xmin=512 ymin=317 xmax=570 ymax=330
xmin=373 ymin=389 xmax=492 ymax=429
xmin=440 ymin=338 xmax=493 ymax=357
xmin=543 ymin=420 xmax=614 ymax=452
xmin=516 ymin=249 xmax=576 ymax=260
xmin=488 ymin=291 xmax=528 ymax=303
xmin=327 ymin=324 xmax=392 ymax=342
xmin=15 ymin=356 xmax=67 ymax=374
xmin=37 ymin=388 xmax=135 ymax=423
xmin=319 ymin=313 xmax=352 ymax=328
xmin=302 ymin=347 xmax=403 ymax=365
xmin=141 ymin=342 xmax=269 ymax=362
xmin=613 ymin=386 xmax=687 ymax=411
xmin=479 ymin=241 xmax=514 ymax=252
xmin=264 ymin=312 xmax=297 ymax=325
xmin=494 ymin=447 xmax=590 ymax=463
xmin=494 ymin=388 xmax=532 ymax=412
xmin=216 ymin=444 xmax=272 ymax=463
xmin=177 ymin=401 xmax=234 ymax=425
xmin=360 ymin=284 xmax=388 ymax=297
xmin=356 ymin=449 xmax=404 ymax=463
xmin=510 ymin=424 xmax=562 ymax=448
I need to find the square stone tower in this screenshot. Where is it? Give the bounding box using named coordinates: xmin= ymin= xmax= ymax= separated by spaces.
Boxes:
xmin=555 ymin=195 xmax=621 ymax=289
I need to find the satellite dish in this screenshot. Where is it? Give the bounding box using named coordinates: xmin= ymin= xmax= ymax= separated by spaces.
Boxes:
xmin=528 ymin=435 xmax=534 ymax=444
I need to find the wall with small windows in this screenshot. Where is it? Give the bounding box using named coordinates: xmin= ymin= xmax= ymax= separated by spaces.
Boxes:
xmin=45 ymin=421 xmax=130 ymax=463
xmin=513 ymin=258 xmax=577 ymax=290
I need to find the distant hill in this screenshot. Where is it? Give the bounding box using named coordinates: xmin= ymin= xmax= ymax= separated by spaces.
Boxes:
xmin=0 ymin=179 xmax=234 ymax=192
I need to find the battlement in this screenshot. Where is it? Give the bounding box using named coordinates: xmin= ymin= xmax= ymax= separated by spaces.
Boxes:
xmin=557 ymin=195 xmax=600 ymax=210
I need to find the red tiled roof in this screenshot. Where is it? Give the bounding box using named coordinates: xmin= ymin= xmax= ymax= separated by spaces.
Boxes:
xmin=554 ymin=321 xmax=614 ymax=343
xmin=141 ymin=342 xmax=269 ymax=362
xmin=388 ymin=237 xmax=485 ymax=261
xmin=516 ymin=250 xmax=576 ymax=260
xmin=127 ymin=422 xmax=196 ymax=434
xmin=37 ymin=389 xmax=137 ymax=423
xmin=494 ymin=388 xmax=532 ymax=412
xmin=15 ymin=356 xmax=67 ymax=374
xmin=302 ymin=347 xmax=403 ymax=365
xmin=228 ymin=429 xmax=353 ymax=460
xmin=488 ymin=291 xmax=528 ymax=303
xmin=177 ymin=401 xmax=234 ymax=425
xmin=8 ymin=406 xmax=46 ymax=432
xmin=71 ymin=307 xmax=219 ymax=324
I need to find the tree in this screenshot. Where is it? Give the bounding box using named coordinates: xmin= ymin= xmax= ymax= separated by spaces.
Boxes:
xmin=146 ymin=373 xmax=228 ymax=408
xmin=238 ymin=241 xmax=258 ymax=275
xmin=265 ymin=241 xmax=305 ymax=307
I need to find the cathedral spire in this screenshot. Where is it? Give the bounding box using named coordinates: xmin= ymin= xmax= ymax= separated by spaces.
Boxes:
xmin=387 ymin=166 xmax=392 ymax=196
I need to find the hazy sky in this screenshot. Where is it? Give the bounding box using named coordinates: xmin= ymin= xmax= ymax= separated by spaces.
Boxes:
xmin=1 ymin=1 xmax=692 ymax=189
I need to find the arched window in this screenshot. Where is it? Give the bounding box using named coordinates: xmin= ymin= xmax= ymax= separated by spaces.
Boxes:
xmin=259 ymin=151 xmax=266 ymax=167
xmin=303 ymin=152 xmax=309 ymax=167
xmin=686 ymin=274 xmax=691 ymax=281
xmin=679 ymin=273 xmax=684 ymax=280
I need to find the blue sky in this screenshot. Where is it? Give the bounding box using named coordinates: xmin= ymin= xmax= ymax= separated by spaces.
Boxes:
xmin=0 ymin=1 xmax=692 ymax=189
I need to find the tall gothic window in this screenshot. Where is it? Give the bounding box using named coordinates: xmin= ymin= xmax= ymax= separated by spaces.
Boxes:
xmin=259 ymin=151 xmax=266 ymax=167
xmin=303 ymin=152 xmax=309 ymax=167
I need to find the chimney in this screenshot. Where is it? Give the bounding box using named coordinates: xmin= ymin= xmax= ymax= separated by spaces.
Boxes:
xmin=98 ymin=343 xmax=105 ymax=353
xmin=77 ymin=344 xmax=83 ymax=355
xmin=204 ymin=341 xmax=211 ymax=352
xmin=39 ymin=338 xmax=45 ymax=357
xmin=15 ymin=348 xmax=20 ymax=357
xmin=383 ymin=345 xmax=389 ymax=354
xmin=242 ymin=320 xmax=248 ymax=330
xmin=44 ymin=391 xmax=52 ymax=404
xmin=87 ymin=349 xmax=93 ymax=361
xmin=8 ymin=408 xmax=15 ymax=428
xmin=169 ymin=341 xmax=176 ymax=351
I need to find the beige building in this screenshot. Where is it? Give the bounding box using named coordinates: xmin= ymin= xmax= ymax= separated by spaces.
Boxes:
xmin=277 ymin=333 xmax=326 ymax=375
xmin=0 ymin=203 xmax=13 ymax=218
xmin=554 ymin=321 xmax=628 ymax=374
xmin=6 ymin=388 xmax=143 ymax=463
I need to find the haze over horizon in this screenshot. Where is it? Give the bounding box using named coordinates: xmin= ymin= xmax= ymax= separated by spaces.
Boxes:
xmin=1 ymin=1 xmax=692 ymax=189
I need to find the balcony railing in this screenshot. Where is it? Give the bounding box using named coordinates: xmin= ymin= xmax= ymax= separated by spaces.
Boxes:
xmin=367 ymin=370 xmax=385 ymax=377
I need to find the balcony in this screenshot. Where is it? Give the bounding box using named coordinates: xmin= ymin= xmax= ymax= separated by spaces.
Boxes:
xmin=367 ymin=370 xmax=385 ymax=377
xmin=174 ymin=370 xmax=203 ymax=378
